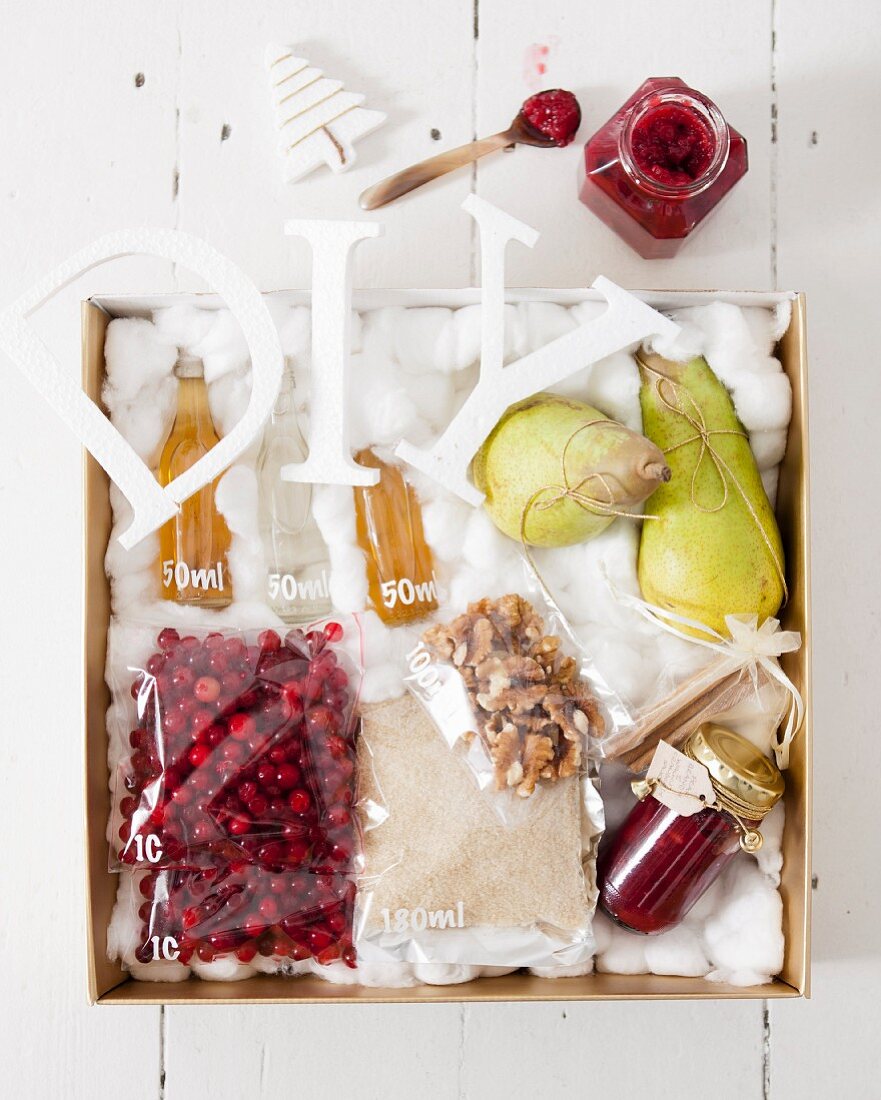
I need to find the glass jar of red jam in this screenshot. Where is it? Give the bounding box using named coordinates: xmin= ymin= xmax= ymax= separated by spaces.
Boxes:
xmin=598 ymin=725 xmax=784 ymax=935
xmin=579 ymin=77 xmax=748 ymax=259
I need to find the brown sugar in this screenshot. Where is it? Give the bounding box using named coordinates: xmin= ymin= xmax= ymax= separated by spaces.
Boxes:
xmin=358 ymin=694 xmax=589 ymax=932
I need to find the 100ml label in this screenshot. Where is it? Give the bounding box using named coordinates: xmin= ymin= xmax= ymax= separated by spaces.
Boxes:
xmin=162 ymin=559 xmax=226 ymax=591
xmin=380 ymin=903 xmax=465 ymax=932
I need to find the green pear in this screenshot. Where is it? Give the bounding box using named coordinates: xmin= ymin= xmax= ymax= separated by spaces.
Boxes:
xmin=637 ymin=352 xmax=785 ymax=638
xmin=472 ymin=393 xmax=671 ymax=547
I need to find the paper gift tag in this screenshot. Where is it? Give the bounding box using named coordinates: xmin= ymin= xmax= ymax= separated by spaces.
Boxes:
xmin=645 ymin=740 xmax=717 ymax=816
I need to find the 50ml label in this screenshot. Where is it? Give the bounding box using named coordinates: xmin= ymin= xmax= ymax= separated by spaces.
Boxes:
xmin=162 ymin=559 xmax=226 ymax=591
xmin=380 ymin=574 xmax=438 ymax=610
xmin=381 ymin=903 xmax=465 ymax=933
xmin=268 ymin=570 xmax=330 ymax=603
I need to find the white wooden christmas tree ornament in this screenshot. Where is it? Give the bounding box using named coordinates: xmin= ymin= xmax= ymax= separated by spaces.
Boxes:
xmin=266 ymin=45 xmax=386 ymax=182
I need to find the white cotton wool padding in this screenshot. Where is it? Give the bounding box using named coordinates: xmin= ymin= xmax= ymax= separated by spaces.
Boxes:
xmin=422 ymin=497 xmax=471 ymax=563
xmin=749 ymin=428 xmax=788 ymax=471
xmin=104 ymin=318 xmax=178 ymax=404
xmin=733 ymin=372 xmax=792 ymax=433
xmin=761 ymin=467 xmax=779 ymax=507
xmin=702 ymin=860 xmax=784 ymax=986
xmin=643 ymin=924 xmax=710 ymax=977
xmin=152 ymin=304 xmax=216 ymax=350
xmin=276 ymin=304 xmax=312 ymax=362
xmin=593 ymin=914 xmax=649 ymax=974
xmin=392 ymin=307 xmax=456 ymax=374
xmin=191 ymin=309 xmax=251 ymax=384
xmin=449 ymin=304 xmax=483 ymax=371
xmin=209 ymin=368 xmax=254 ymax=438
xmin=216 ymin=464 xmax=265 ymax=603
xmin=521 ymin=301 xmax=578 ymax=350
xmin=190 ymin=956 xmax=257 ymax=982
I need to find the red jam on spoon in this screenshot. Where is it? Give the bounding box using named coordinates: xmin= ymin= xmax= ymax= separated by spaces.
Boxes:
xmin=520 ymin=88 xmax=582 ymax=147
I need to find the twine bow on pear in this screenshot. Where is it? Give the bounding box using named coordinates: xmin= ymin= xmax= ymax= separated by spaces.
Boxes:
xmin=518 ymin=418 xmax=663 ymax=547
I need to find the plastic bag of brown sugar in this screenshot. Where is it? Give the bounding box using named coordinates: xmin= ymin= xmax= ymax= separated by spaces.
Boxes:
xmin=354 ymin=693 xmax=603 ymax=970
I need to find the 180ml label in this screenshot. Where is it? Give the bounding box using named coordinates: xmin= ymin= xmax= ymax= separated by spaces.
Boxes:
xmin=381 ymin=903 xmax=465 ymax=933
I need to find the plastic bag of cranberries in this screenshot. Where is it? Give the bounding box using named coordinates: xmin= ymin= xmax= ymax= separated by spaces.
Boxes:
xmin=127 ymin=863 xmax=358 ymax=974
xmin=110 ymin=621 xmax=361 ymax=874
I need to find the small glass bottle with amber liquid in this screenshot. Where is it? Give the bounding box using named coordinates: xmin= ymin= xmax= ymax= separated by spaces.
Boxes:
xmin=353 ymin=449 xmax=438 ymax=626
xmin=157 ymin=352 xmax=233 ymax=607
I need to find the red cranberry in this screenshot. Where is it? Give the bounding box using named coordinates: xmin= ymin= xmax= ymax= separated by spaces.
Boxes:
xmin=316 ymin=943 xmax=341 ymax=965
xmin=309 ymin=927 xmax=334 ymax=953
xmin=259 ymin=629 xmax=282 ymax=654
xmin=275 ymin=764 xmax=300 ymax=790
xmin=287 ymin=790 xmax=311 ymax=815
xmin=171 ymin=666 xmax=195 ymax=690
xmin=306 ymin=706 xmax=340 ymax=737
xmin=146 ymin=653 xmax=166 ymax=676
xmin=238 ymin=781 xmax=258 ymax=803
xmin=158 ymin=627 xmax=180 ymax=651
xmin=248 ymin=794 xmax=269 ymax=817
xmin=236 ymin=942 xmax=258 ymax=963
xmin=324 ymin=621 xmax=344 ymax=643
xmin=194 ymin=676 xmax=221 ymax=703
xmin=326 ymin=806 xmax=351 ymax=828
xmin=228 ymin=814 xmax=252 ymax=836
xmin=188 ymin=744 xmax=210 ymax=768
xmin=256 ymin=762 xmax=276 ymax=787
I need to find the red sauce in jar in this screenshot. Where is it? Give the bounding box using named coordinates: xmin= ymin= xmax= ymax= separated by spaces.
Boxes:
xmin=597 ymin=795 xmax=750 ymax=935
xmin=579 ymin=77 xmax=748 ymax=258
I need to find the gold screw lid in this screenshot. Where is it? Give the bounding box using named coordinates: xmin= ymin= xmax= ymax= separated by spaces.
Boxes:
xmin=686 ymin=723 xmax=784 ymax=818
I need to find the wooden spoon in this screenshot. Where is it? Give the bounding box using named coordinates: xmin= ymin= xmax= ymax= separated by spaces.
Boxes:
xmin=360 ymin=99 xmax=577 ymax=211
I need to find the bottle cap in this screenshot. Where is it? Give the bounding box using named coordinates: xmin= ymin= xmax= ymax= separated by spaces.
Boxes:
xmin=686 ymin=723 xmax=784 ymax=819
xmin=174 ymin=352 xmax=205 ymax=379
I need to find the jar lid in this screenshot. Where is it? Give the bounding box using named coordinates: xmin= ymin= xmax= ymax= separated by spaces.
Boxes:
xmin=687 ymin=724 xmax=784 ymax=818
xmin=174 ymin=352 xmax=204 ymax=379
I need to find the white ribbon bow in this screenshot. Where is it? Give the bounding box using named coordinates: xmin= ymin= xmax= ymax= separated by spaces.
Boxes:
xmin=612 ymin=586 xmax=805 ymax=770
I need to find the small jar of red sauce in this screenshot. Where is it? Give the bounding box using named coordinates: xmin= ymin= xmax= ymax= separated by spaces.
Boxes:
xmin=579 ymin=77 xmax=748 ymax=258
xmin=598 ymin=725 xmax=784 ymax=935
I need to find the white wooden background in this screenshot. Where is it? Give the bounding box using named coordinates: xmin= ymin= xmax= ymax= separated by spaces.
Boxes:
xmin=0 ymin=1 xmax=876 ymax=1096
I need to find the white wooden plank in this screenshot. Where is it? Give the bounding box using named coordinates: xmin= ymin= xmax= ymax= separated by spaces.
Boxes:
xmin=174 ymin=0 xmax=476 ymax=291
xmin=475 ymin=0 xmax=774 ymax=290
xmin=0 ymin=2 xmax=177 ymax=1095
xmin=164 ymin=1004 xmax=462 ymax=1099
xmin=462 ymin=1000 xmax=766 ymax=1098
xmin=771 ymin=0 xmax=881 ymax=1092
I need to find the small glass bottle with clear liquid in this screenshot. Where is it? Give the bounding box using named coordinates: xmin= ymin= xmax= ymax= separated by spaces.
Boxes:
xmin=157 ymin=352 xmax=233 ymax=607
xmin=257 ymin=365 xmax=332 ymax=622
